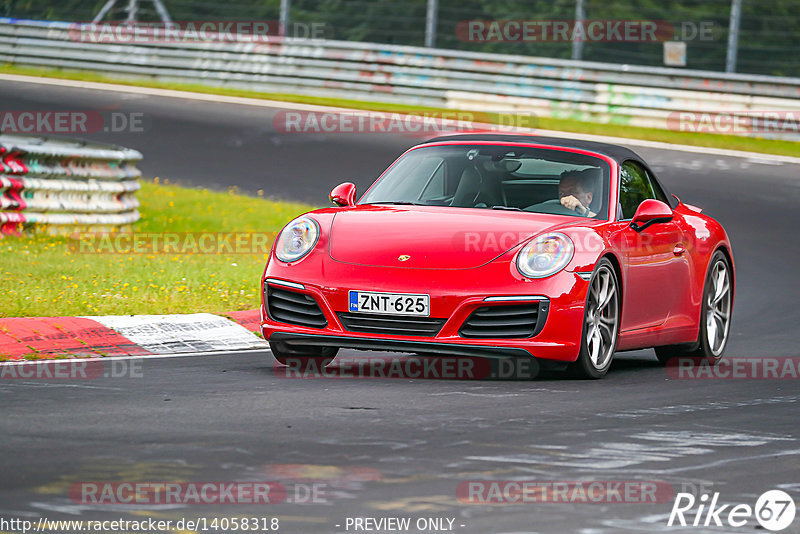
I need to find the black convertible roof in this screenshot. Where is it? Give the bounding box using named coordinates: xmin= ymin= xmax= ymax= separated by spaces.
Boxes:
xmin=421 ymin=133 xmax=644 ymax=163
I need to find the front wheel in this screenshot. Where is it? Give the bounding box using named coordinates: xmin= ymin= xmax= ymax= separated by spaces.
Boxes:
xmin=569 ymin=258 xmax=621 ymax=379
xmin=655 ymin=250 xmax=732 ymax=365
xmin=269 ymin=340 xmax=338 ymax=371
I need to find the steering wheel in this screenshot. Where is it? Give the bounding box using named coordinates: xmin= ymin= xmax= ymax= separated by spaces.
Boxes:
xmin=523 ymin=199 xmax=580 ymax=216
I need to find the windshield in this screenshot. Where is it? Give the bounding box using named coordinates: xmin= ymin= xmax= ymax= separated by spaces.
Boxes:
xmin=360 ymin=144 xmax=611 ymax=219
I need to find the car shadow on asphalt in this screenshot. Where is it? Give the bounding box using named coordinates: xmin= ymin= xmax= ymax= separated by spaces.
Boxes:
xmin=264 ymin=349 xmax=664 ymax=382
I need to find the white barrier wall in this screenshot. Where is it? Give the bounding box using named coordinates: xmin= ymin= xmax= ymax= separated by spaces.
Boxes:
xmin=0 ymin=18 xmax=798 ymax=138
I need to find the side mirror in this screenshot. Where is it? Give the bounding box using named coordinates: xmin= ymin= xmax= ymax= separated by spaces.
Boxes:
xmin=630 ymin=199 xmax=673 ymax=232
xmin=330 ymin=182 xmax=356 ymax=207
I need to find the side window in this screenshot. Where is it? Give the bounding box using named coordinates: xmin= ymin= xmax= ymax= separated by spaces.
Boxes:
xmin=647 ymin=168 xmax=670 ymax=206
xmin=618 ymin=161 xmax=668 ymax=219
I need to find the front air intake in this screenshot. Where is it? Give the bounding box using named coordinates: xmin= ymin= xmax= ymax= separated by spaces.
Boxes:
xmin=337 ymin=312 xmax=446 ymax=337
xmin=266 ymin=285 xmax=327 ymax=329
xmin=459 ymin=301 xmax=549 ymax=339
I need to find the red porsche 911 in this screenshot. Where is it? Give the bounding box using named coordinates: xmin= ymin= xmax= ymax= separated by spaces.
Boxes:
xmin=260 ymin=134 xmax=734 ymax=378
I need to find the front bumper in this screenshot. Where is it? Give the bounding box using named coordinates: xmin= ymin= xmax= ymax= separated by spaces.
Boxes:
xmin=260 ymin=257 xmax=589 ymax=362
xmin=270 ymin=332 xmax=536 ymax=359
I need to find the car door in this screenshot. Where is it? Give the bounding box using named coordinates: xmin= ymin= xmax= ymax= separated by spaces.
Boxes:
xmin=618 ymin=160 xmax=690 ymax=332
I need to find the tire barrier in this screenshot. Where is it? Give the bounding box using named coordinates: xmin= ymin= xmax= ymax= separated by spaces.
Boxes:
xmin=0 ymin=134 xmax=142 ymax=235
xmin=0 ymin=18 xmax=799 ymax=139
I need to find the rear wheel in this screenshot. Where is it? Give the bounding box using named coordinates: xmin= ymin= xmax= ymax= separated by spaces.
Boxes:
xmin=655 ymin=251 xmax=732 ymax=365
xmin=569 ymin=258 xmax=620 ymax=379
xmin=269 ymin=340 xmax=338 ymax=371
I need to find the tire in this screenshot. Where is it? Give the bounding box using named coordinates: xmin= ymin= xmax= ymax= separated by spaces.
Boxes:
xmin=569 ymin=258 xmax=621 ymax=379
xmin=269 ymin=340 xmax=338 ymax=372
xmin=655 ymin=250 xmax=732 ymax=365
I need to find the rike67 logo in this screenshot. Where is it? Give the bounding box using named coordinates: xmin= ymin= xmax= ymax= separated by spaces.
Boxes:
xmin=669 ymin=489 xmax=796 ymax=531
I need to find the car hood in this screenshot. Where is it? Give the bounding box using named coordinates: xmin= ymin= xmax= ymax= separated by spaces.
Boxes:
xmin=328 ymin=205 xmax=570 ymax=269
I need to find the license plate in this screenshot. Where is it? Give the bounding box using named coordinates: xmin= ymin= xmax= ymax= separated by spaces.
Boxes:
xmin=348 ymin=291 xmax=430 ymax=316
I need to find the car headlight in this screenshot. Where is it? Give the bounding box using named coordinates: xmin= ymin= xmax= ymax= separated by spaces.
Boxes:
xmin=275 ymin=216 xmax=320 ymax=263
xmin=516 ymin=232 xmax=574 ymax=278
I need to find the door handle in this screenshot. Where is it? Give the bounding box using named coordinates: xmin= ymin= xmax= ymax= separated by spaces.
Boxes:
xmin=673 ymin=244 xmax=687 ymax=256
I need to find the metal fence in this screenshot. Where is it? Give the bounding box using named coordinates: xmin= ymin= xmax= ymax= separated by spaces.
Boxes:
xmin=0 ymin=133 xmax=142 ymax=235
xmin=5 ymin=0 xmax=800 ymax=76
xmin=0 ymin=18 xmax=798 ymax=139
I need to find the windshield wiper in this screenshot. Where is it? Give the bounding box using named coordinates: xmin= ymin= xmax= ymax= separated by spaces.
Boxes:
xmin=490 ymin=205 xmax=522 ymax=211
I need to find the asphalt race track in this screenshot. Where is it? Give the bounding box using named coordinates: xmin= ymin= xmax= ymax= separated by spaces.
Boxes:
xmin=1 ymin=79 xmax=799 ymax=533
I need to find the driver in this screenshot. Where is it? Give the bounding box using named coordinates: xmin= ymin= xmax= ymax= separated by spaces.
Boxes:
xmin=558 ymin=169 xmax=598 ymax=217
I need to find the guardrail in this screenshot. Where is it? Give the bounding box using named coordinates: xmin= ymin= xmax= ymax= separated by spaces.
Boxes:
xmin=0 ymin=134 xmax=142 ymax=235
xmin=0 ymin=18 xmax=798 ymax=139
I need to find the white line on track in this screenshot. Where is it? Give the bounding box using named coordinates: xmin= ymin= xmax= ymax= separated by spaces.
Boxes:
xmin=0 ymin=347 xmax=270 ymax=366
xmin=2 ymin=72 xmax=799 ymax=165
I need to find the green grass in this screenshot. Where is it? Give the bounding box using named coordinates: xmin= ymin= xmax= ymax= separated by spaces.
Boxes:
xmin=0 ymin=180 xmax=315 ymax=318
xmin=3 ymin=64 xmax=800 ymax=158
xmin=0 ymin=352 xmax=73 ymax=361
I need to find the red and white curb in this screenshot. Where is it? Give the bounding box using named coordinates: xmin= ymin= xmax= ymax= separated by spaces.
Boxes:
xmin=0 ymin=310 xmax=266 ymax=360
